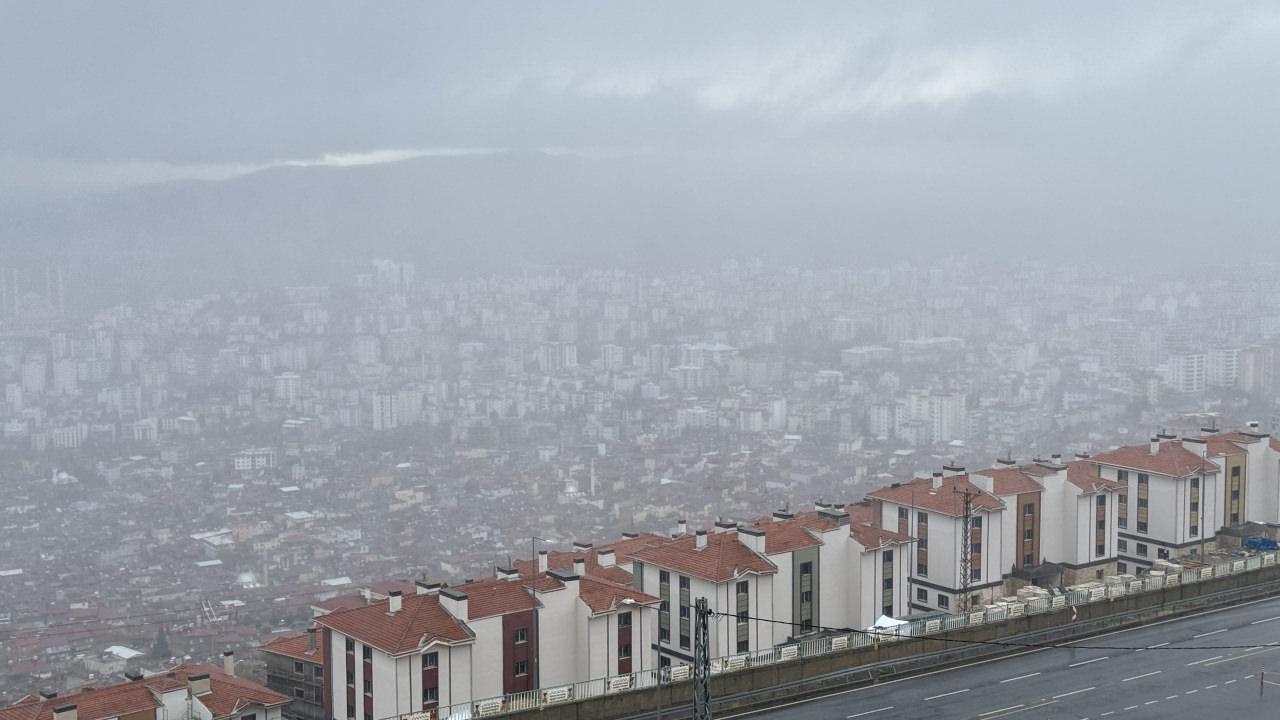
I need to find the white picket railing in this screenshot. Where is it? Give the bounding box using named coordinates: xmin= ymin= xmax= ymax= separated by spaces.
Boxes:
xmin=411 ymin=550 xmax=1278 ymax=720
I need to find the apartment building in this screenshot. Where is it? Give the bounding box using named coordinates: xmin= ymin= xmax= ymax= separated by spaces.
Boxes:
xmin=629 ymin=527 xmax=778 ymax=664
xmin=261 ymin=629 xmax=325 ymax=720
xmin=0 ymin=663 xmax=286 ymax=720
xmin=1092 ymin=436 xmax=1221 ymax=572
xmin=866 ymin=471 xmax=1006 ymax=612
xmin=1202 ymin=428 xmax=1279 ymax=528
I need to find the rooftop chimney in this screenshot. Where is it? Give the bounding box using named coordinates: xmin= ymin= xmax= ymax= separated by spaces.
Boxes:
xmin=222 ymin=650 xmax=235 ymax=676
xmin=597 ymin=548 xmax=616 ymax=568
xmin=188 ymin=673 xmax=211 ymax=696
xmin=1050 ymin=453 xmax=1062 ymax=464
xmin=415 ymin=580 xmax=442 ymax=596
xmin=124 ymin=670 xmax=143 ymax=682
xmin=995 ymin=456 xmax=1017 ymax=466
xmin=495 ymin=566 xmax=519 ymax=582
xmin=931 ymin=472 xmax=943 ymax=491
xmin=572 ymin=541 xmax=593 ymax=553
xmin=537 ymin=550 xmax=549 ymax=573
xmin=1075 ymin=452 xmax=1091 ymax=460
xmin=676 ymin=519 xmax=688 ymax=535
xmin=621 ymin=531 xmax=639 ymax=539
xmin=52 ymin=706 xmax=76 ymax=720
xmin=772 ymin=510 xmax=793 ymax=522
xmin=439 ymin=588 xmax=469 ymax=620
xmin=39 ymin=691 xmax=57 ymax=700
xmin=738 ymin=527 xmax=766 ymax=554
xmin=695 ymin=530 xmax=708 ymax=550
xmin=942 ymin=464 xmax=965 ymax=477
xmin=818 ymin=507 xmax=850 ymax=526
xmin=572 ymin=558 xmax=586 ymax=576
xmin=714 ymin=518 xmax=736 ymax=534
xmin=1182 ymin=436 xmax=1207 ymax=458
xmin=306 ymin=627 xmax=317 ymax=654
xmin=1248 ymin=420 xmax=1262 ymax=431
xmin=387 ymin=590 xmax=403 ymax=614
xmin=1150 ymin=437 xmax=1160 ymax=455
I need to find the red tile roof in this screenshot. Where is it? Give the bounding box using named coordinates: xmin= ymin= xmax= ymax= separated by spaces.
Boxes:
xmin=744 ymin=519 xmax=822 ymax=555
xmin=453 ymin=578 xmax=539 ymax=620
xmin=315 ymin=593 xmax=472 ymax=654
xmin=260 ymin=630 xmax=325 ymax=664
xmin=577 ymin=577 xmax=661 ymax=614
xmin=1206 ymin=436 xmax=1248 ymax=458
xmin=0 ymin=682 xmax=156 ymax=720
xmin=629 ymin=532 xmax=776 ymax=582
xmin=151 ymin=665 xmax=288 ymax=719
xmin=1091 ymin=440 xmax=1219 ymax=477
xmin=973 ymin=466 xmax=1043 ymax=496
xmin=513 ymin=549 xmax=634 ymax=586
xmin=845 ymin=501 xmax=915 ymax=550
xmin=865 ymin=474 xmax=1004 ymax=517
xmin=312 ymin=594 xmax=369 ymax=614
xmin=0 ymin=665 xmax=286 ymax=720
xmin=1065 ymin=461 xmax=1125 ymax=494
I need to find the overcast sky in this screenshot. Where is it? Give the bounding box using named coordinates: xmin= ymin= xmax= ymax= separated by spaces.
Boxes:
xmin=3 ymin=2 xmax=1277 ymax=194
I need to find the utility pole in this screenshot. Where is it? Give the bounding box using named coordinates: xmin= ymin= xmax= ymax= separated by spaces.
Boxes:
xmin=955 ymin=486 xmax=975 ymax=613
xmin=693 ymin=597 xmax=712 ymax=720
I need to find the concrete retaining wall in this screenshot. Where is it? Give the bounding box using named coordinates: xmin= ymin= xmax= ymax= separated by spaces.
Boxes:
xmin=507 ymin=564 xmax=1280 ymax=720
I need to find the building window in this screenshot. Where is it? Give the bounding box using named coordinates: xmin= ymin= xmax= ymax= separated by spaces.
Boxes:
xmin=619 ymin=612 xmax=632 ymax=628
xmin=800 ymin=590 xmax=812 ymax=603
xmin=971 ymin=542 xmax=982 ymax=554
xmin=882 ymin=549 xmax=893 ymax=563
xmin=660 ymin=570 xmax=670 ymax=584
xmin=1193 ymin=476 xmax=1201 ymax=488
xmin=679 ymin=605 xmax=690 ymax=619
xmin=1096 ymin=544 xmax=1106 ymax=557
xmin=972 ymin=516 xmax=982 ymax=528
xmin=916 ymin=562 xmax=928 ymax=577
xmin=423 ymin=687 xmax=438 ymax=703
xmin=362 ymin=646 xmax=372 ymax=661
xmin=513 ymin=627 xmax=528 ymax=644
xmin=1097 ymin=495 xmax=1107 ymax=507
xmin=916 ymin=587 xmax=927 ymax=602
xmin=971 ymin=568 xmax=981 ymax=581
xmin=1118 ymin=561 xmax=1127 ymax=573
xmin=1096 ymin=519 xmax=1106 ymax=530
xmin=345 ymin=638 xmax=355 ymax=654
xmin=1136 ymin=543 xmax=1148 ymax=556
xmin=346 ymin=672 xmax=354 ymax=688
xmin=737 ymin=580 xmax=749 ymax=595
xmin=680 ymin=632 xmax=690 ymax=649
xmin=919 ymin=538 xmax=929 ymax=550
xmin=1023 ymin=529 xmax=1033 ymax=540
xmin=514 ymin=660 xmax=528 ymax=677
xmin=423 ymin=652 xmax=438 ymax=669
xmin=1190 ymin=502 xmax=1199 ymax=512
xmin=679 ymin=576 xmax=690 ymax=590
xmin=294 ymin=661 xmax=304 ymax=675
xmin=882 ymin=577 xmax=893 ymax=591
xmin=346 ymin=706 xmax=354 ymax=720
xmin=938 ymin=595 xmax=950 ymax=609
xmin=1023 ymin=503 xmax=1035 ymax=516
xmin=898 ymin=507 xmax=908 ymax=520
xmin=1137 ymin=521 xmax=1148 ymax=533
xmin=1023 ymin=553 xmax=1034 ymax=566
xmin=294 ymin=688 xmax=306 ymax=699
xmin=659 ymin=627 xmax=670 ymax=642
xmin=314 ymin=666 xmax=323 ymax=679
xmin=917 ymin=511 xmax=928 ymax=524
xmin=620 ymin=643 xmax=631 ymax=659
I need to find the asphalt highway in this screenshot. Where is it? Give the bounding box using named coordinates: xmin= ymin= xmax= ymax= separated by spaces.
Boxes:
xmin=731 ymin=596 xmax=1280 ymax=720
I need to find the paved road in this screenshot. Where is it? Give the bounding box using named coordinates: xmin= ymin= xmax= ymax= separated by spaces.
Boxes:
xmin=732 ymin=596 xmax=1280 ymax=720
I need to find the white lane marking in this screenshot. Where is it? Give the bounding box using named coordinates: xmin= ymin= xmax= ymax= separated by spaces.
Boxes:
xmin=1206 ymin=684 xmax=1218 ymax=689
xmin=1194 ymin=628 xmax=1228 ymax=638
xmin=1186 ymin=689 xmax=1198 ymax=694
xmin=924 ymin=688 xmax=969 ymax=701
xmin=978 ymin=704 xmax=1024 ymax=716
xmin=1144 ymin=700 xmax=1159 ymax=705
xmin=1165 ymin=695 xmax=1178 ymax=700
xmin=1251 ymin=615 xmax=1280 ymax=624
xmin=1000 ymin=672 xmax=1041 ymax=683
xmin=1069 ymin=656 xmax=1109 ymax=667
xmin=1244 ymin=674 xmax=1255 ymax=679
xmin=1122 ymin=670 xmax=1162 ymax=682
xmin=1101 ymin=712 xmax=1115 ymax=717
xmin=1187 ymin=655 xmax=1224 ymax=665
xmin=1123 ymin=705 xmax=1139 ymax=711
xmin=716 ymin=596 xmax=1280 ymax=720
xmin=1204 ymin=646 xmax=1280 ymax=666
xmin=1225 ymin=679 xmax=1238 ymax=685
xmin=982 ymin=700 xmax=1056 ymax=718
xmin=846 ymin=708 xmax=894 ymax=719
xmin=1051 ymin=686 xmax=1095 ymax=699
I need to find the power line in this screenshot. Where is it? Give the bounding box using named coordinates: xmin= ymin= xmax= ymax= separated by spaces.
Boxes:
xmin=712 ymin=611 xmax=1280 ymax=652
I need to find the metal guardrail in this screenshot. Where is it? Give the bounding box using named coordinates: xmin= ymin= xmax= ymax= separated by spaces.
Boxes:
xmin=409 ymin=551 xmax=1277 ymax=719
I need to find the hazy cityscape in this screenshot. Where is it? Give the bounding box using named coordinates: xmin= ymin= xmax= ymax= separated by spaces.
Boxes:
xmin=4 ymin=4 xmax=1280 ymax=720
